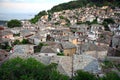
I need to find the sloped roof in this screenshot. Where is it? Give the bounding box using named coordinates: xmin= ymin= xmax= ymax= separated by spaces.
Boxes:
xmin=61 ymin=42 xmax=76 ymax=49
xmin=40 ymin=46 xmax=57 ymax=53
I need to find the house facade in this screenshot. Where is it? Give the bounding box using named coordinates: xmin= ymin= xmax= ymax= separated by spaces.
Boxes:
xmin=61 ymin=42 xmax=76 ymax=56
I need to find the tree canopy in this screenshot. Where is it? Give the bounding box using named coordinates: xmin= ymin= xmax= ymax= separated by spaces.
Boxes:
xmin=30 ymin=11 xmax=47 ymax=24
xmin=0 ymin=57 xmax=69 ymax=80
xmin=102 ymin=18 xmax=115 ymax=31
xmin=0 ymin=57 xmax=120 ymax=80
xmin=30 ymin=0 xmax=120 ymax=24
xmin=7 ymin=19 xmax=22 ymax=28
xmin=73 ymin=70 xmax=97 ymax=80
xmin=13 ymin=39 xmax=30 ymax=45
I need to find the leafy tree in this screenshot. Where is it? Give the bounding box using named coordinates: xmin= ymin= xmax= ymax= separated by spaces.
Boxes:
xmin=13 ymin=40 xmax=21 ymax=45
xmin=59 ymin=16 xmax=65 ymax=19
xmin=103 ymin=18 xmax=115 ymax=24
xmin=73 ymin=70 xmax=97 ymax=80
xmin=13 ymin=39 xmax=29 ymax=45
xmin=7 ymin=19 xmax=22 ymax=28
xmin=0 ymin=42 xmax=12 ymax=51
xmin=21 ymin=39 xmax=29 ymax=44
xmin=57 ymin=52 xmax=64 ymax=56
xmin=34 ymin=42 xmax=46 ymax=53
xmin=91 ymin=18 xmax=98 ymax=24
xmin=0 ymin=57 xmax=69 ymax=80
xmin=30 ymin=11 xmax=47 ymax=24
xmin=102 ymin=18 xmax=115 ymax=31
xmin=101 ymin=72 xmax=120 ymax=80
xmin=13 ymin=33 xmax=20 ymax=36
xmin=0 ymin=57 xmax=120 ymax=80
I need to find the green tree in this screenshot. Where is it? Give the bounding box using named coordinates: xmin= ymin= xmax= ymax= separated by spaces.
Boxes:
xmin=21 ymin=39 xmax=29 ymax=44
xmin=102 ymin=18 xmax=115 ymax=31
xmin=13 ymin=40 xmax=21 ymax=45
xmin=0 ymin=57 xmax=69 ymax=80
xmin=30 ymin=11 xmax=47 ymax=24
xmin=7 ymin=19 xmax=22 ymax=28
xmin=101 ymin=72 xmax=120 ymax=80
xmin=34 ymin=42 xmax=46 ymax=53
xmin=73 ymin=70 xmax=97 ymax=80
xmin=0 ymin=42 xmax=12 ymax=51
xmin=103 ymin=18 xmax=115 ymax=24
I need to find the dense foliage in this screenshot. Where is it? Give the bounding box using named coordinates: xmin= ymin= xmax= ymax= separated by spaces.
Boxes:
xmin=0 ymin=42 xmax=12 ymax=51
xmin=102 ymin=18 xmax=115 ymax=31
xmin=7 ymin=19 xmax=22 ymax=28
xmin=30 ymin=11 xmax=47 ymax=24
xmin=34 ymin=42 xmax=47 ymax=53
xmin=13 ymin=39 xmax=29 ymax=45
xmin=73 ymin=70 xmax=97 ymax=80
xmin=30 ymin=0 xmax=120 ymax=24
xmin=101 ymin=71 xmax=120 ymax=80
xmin=50 ymin=0 xmax=120 ymax=13
xmin=0 ymin=57 xmax=69 ymax=80
xmin=0 ymin=57 xmax=120 ymax=80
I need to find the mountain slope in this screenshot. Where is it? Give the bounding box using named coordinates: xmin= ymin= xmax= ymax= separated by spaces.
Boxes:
xmin=30 ymin=0 xmax=120 ymax=24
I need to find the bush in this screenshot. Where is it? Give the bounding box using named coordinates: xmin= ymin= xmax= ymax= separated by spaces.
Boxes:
xmin=0 ymin=42 xmax=12 ymax=51
xmin=7 ymin=19 xmax=22 ymax=28
xmin=34 ymin=43 xmax=47 ymax=53
xmin=0 ymin=57 xmax=69 ymax=80
xmin=102 ymin=18 xmax=115 ymax=31
xmin=13 ymin=39 xmax=29 ymax=45
xmin=30 ymin=11 xmax=47 ymax=24
xmin=101 ymin=72 xmax=120 ymax=80
xmin=73 ymin=70 xmax=97 ymax=80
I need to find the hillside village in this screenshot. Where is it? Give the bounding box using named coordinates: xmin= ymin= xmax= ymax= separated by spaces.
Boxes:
xmin=0 ymin=6 xmax=120 ymax=77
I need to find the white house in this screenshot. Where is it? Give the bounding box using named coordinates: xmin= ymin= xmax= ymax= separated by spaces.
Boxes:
xmin=10 ymin=27 xmax=21 ymax=34
xmin=88 ymin=31 xmax=98 ymax=40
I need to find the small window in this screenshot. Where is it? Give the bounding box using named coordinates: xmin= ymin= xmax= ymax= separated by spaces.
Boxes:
xmin=67 ymin=54 xmax=69 ymax=56
xmin=45 ymin=54 xmax=48 ymax=56
xmin=5 ymin=55 xmax=7 ymax=57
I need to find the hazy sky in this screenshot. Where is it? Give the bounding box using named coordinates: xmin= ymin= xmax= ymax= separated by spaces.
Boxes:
xmin=0 ymin=0 xmax=72 ymax=14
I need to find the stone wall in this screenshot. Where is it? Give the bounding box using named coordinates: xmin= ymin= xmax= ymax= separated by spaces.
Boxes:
xmin=106 ymin=56 xmax=120 ymax=63
xmin=64 ymin=48 xmax=76 ymax=56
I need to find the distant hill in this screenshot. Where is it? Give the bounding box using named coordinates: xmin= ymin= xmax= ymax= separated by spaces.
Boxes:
xmin=30 ymin=0 xmax=120 ymax=24
xmin=50 ymin=0 xmax=120 ymax=12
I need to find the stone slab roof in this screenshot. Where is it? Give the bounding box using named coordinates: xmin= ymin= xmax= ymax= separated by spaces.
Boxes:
xmin=61 ymin=42 xmax=76 ymax=49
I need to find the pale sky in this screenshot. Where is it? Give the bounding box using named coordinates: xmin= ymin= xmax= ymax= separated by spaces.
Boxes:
xmin=0 ymin=0 xmax=72 ymax=14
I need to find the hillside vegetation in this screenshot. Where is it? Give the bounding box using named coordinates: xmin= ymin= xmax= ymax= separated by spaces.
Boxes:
xmin=0 ymin=57 xmax=120 ymax=80
xmin=30 ymin=0 xmax=120 ymax=24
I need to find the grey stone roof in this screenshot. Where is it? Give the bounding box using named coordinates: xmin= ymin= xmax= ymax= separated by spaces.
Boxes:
xmin=70 ymin=24 xmax=88 ymax=29
xmin=13 ymin=45 xmax=34 ymax=54
xmin=112 ymin=35 xmax=120 ymax=47
xmin=80 ymin=43 xmax=108 ymax=51
xmin=43 ymin=41 xmax=62 ymax=50
xmin=1 ymin=30 xmax=13 ymax=36
xmin=20 ymin=29 xmax=35 ymax=37
xmin=0 ymin=38 xmax=11 ymax=43
xmin=73 ymin=54 xmax=101 ymax=74
xmin=61 ymin=42 xmax=76 ymax=49
xmin=40 ymin=46 xmax=57 ymax=53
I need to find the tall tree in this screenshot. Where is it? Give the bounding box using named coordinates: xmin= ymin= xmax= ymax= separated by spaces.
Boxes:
xmin=7 ymin=19 xmax=22 ymax=28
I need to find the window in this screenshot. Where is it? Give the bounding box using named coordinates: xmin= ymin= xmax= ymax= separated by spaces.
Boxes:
xmin=67 ymin=54 xmax=69 ymax=56
xmin=45 ymin=54 xmax=48 ymax=56
xmin=5 ymin=55 xmax=7 ymax=57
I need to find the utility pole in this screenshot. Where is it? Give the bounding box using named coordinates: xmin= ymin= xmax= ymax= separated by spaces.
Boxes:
xmin=71 ymin=55 xmax=74 ymax=80
xmin=95 ymin=42 xmax=98 ymax=60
